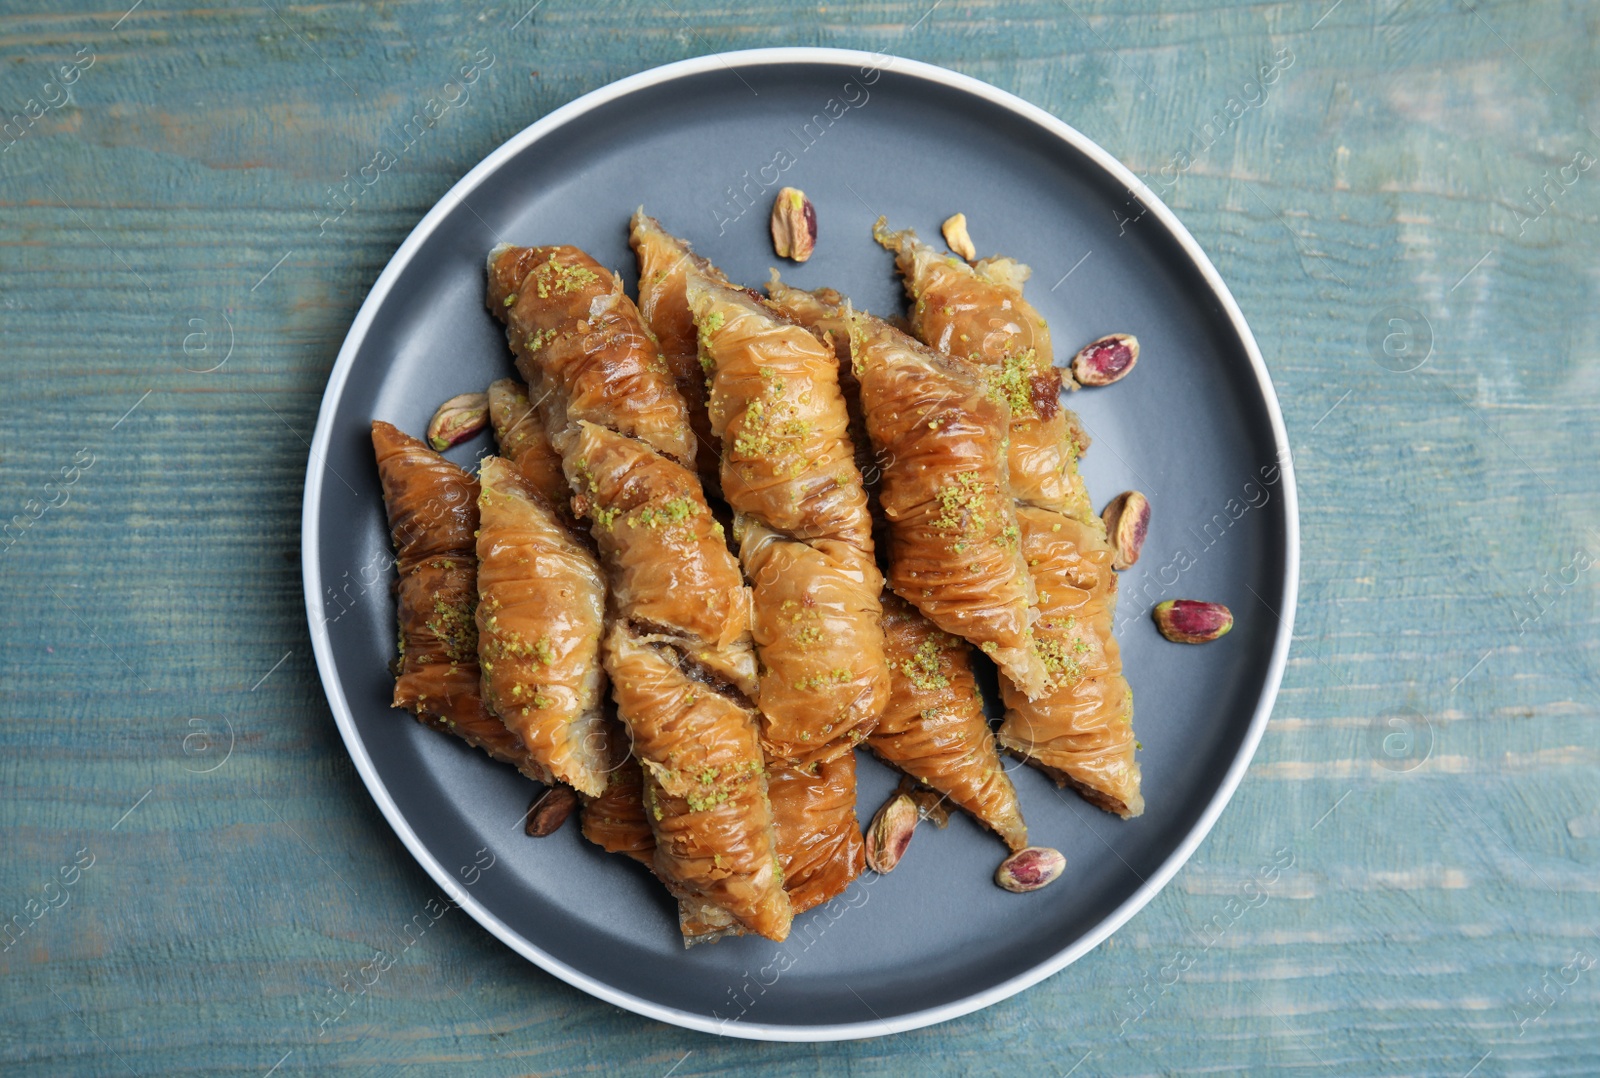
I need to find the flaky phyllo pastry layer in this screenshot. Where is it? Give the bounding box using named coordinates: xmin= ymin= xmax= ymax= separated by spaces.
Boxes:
xmin=1000 ymin=510 xmax=1140 ymax=817
xmin=486 ymin=377 xmax=568 ymax=508
xmin=765 ymin=277 xmax=1029 ymax=848
xmin=875 ymin=218 xmax=1092 ymax=522
xmin=484 ymin=376 xmax=713 ymax=912
xmin=564 ymin=421 xmax=758 ymax=693
xmin=475 ymin=456 xmax=610 ymax=797
xmin=371 ymin=421 xmax=546 ymax=780
xmin=577 ymin=727 xmax=655 ymax=867
xmin=845 ymin=311 xmax=1048 ymax=699
xmin=877 ymin=593 xmax=1029 ymax=849
xmin=486 ymin=242 xmax=791 ymax=942
xmin=767 ymin=753 xmax=866 ymax=915
xmin=687 ymin=267 xmax=887 ymax=763
xmin=759 ymin=275 xmax=880 ymax=500
xmin=606 ymin=625 xmax=791 ymax=942
xmin=634 ymin=214 xmax=876 ymax=914
xmin=489 ymin=243 xmax=695 ymax=467
xmin=878 ymin=221 xmax=1141 ymax=818
xmin=630 ymin=210 xmax=731 ymax=491
xmin=576 ymin=721 xmax=745 ymax=942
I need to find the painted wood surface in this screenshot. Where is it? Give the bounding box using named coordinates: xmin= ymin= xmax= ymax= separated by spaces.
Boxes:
xmin=2 ymin=1 xmax=1597 ymax=1074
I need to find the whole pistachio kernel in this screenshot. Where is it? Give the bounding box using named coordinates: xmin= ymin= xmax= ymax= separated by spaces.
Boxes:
xmin=1071 ymin=332 xmax=1140 ymax=387
xmin=427 ymin=392 xmax=490 ymax=451
xmin=1101 ymin=490 xmax=1151 ymax=570
xmin=1153 ymin=599 xmax=1234 ymax=644
xmin=864 ymin=793 xmax=919 ymax=873
xmin=770 ymin=186 xmax=817 ymax=262
xmin=995 ymin=846 xmax=1066 ymax=892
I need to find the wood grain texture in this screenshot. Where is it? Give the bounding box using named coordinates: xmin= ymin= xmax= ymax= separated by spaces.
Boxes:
xmin=2 ymin=1 xmax=1597 ymax=1074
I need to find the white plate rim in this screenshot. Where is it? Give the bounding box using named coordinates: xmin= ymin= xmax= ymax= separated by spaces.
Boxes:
xmin=301 ymin=45 xmax=1300 ymax=1043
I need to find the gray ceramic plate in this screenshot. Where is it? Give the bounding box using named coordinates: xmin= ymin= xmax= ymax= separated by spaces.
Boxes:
xmin=303 ymin=47 xmax=1298 ymax=1041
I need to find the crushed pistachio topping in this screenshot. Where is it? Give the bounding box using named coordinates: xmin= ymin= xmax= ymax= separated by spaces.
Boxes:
xmin=629 ymin=495 xmax=699 ymax=531
xmin=982 ymin=349 xmax=1041 ymax=416
xmin=568 ymin=458 xmax=598 ymax=494
xmin=532 ymin=260 xmax=600 ymax=298
xmin=900 ymin=636 xmax=950 ymax=693
xmin=734 ymin=401 xmax=772 ymax=458
xmin=731 ymin=367 xmax=808 ymax=468
xmin=682 ymin=759 xmax=760 ymax=812
xmin=794 ymin=668 xmax=852 ymax=692
xmin=660 ymin=496 xmax=697 ymax=523
xmin=425 ymin=595 xmax=477 ymax=664
xmin=1034 ymin=634 xmax=1085 ymax=681
xmin=777 ymin=597 xmax=823 ymax=651
xmin=698 ymin=310 xmax=726 ymax=354
xmin=930 ymin=471 xmax=994 ymax=542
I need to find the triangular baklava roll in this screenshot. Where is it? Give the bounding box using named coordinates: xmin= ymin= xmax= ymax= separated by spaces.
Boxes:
xmin=877 ymin=222 xmax=1140 ymax=817
xmin=488 ymin=244 xmax=790 ymax=942
xmin=371 ymin=421 xmax=545 ymax=781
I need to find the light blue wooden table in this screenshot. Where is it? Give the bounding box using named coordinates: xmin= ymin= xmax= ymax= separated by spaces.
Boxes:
xmin=3 ymin=1 xmax=1596 ymax=1074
